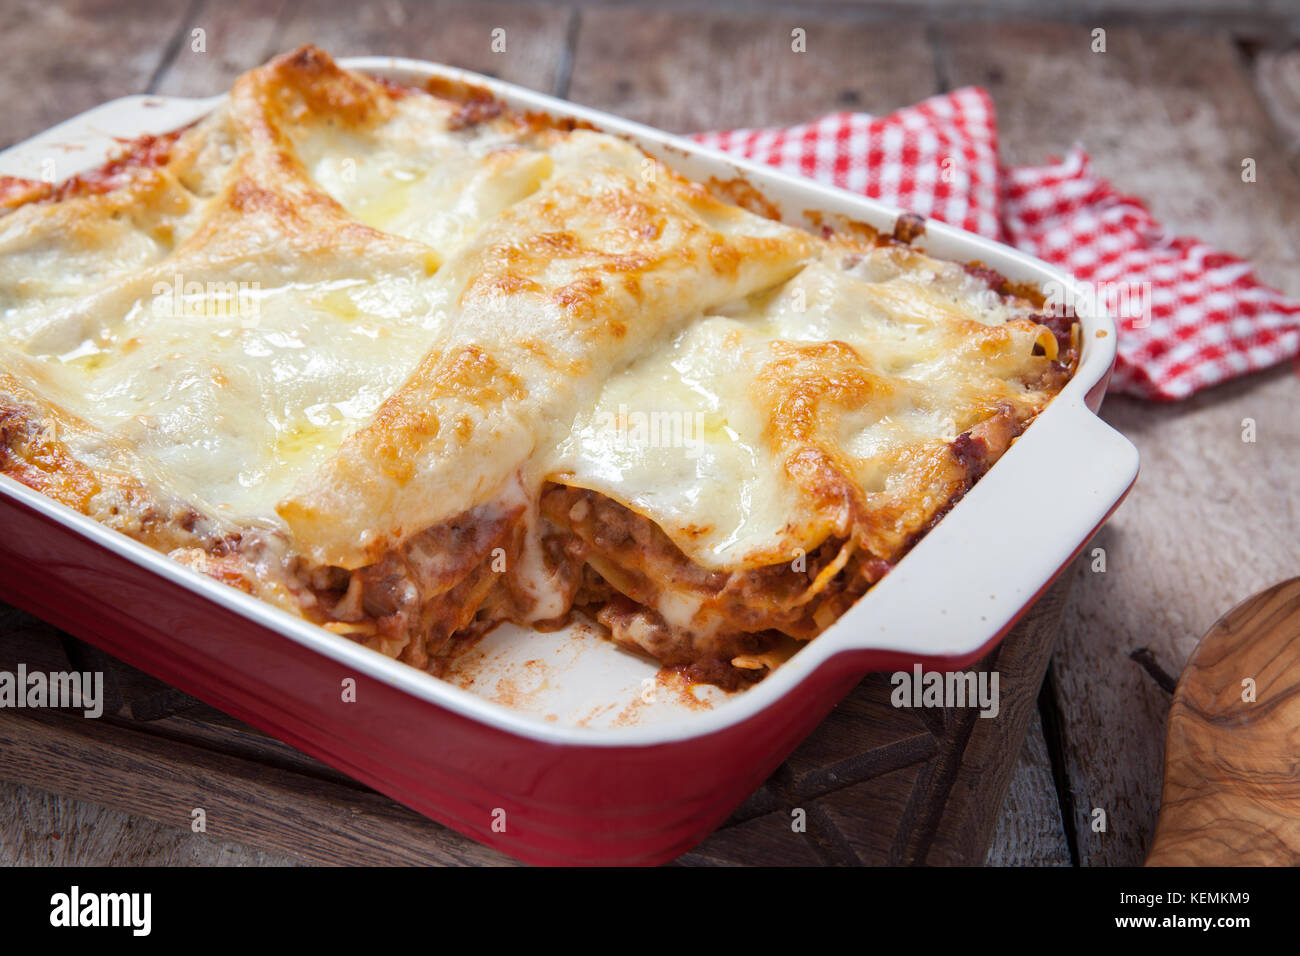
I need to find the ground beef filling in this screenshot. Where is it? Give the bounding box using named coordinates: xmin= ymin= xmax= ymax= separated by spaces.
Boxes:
xmin=538 ymin=483 xmax=891 ymax=684
xmin=306 ymin=502 xmax=523 ymax=671
xmin=291 ymin=482 xmax=891 ymax=685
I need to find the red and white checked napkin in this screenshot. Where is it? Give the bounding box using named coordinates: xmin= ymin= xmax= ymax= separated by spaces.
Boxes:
xmin=695 ymin=88 xmax=1300 ymax=400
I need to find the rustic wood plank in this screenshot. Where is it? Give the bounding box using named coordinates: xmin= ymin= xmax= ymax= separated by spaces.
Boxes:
xmin=0 ymin=0 xmax=191 ymax=150
xmin=1148 ymin=577 xmax=1300 ymax=865
xmin=941 ymin=21 xmax=1300 ymax=297
xmin=509 ymin=0 xmax=1297 ymax=37
xmin=0 ymin=604 xmax=510 ymax=865
xmin=0 ymin=779 xmax=302 ymax=866
xmin=0 ymin=605 xmax=364 ymax=785
xmin=0 ymin=613 xmax=731 ymax=868
xmin=804 ymin=576 xmax=1067 ymax=865
xmin=942 ymin=20 xmax=1300 ymax=866
xmin=275 ymin=0 xmax=574 ymax=94
xmin=1252 ymin=45 xmax=1300 ymax=178
xmin=568 ymin=7 xmax=938 ymax=132
xmin=0 ymin=706 xmax=517 ymax=866
xmin=985 ymin=712 xmax=1071 ymax=865
xmin=919 ymin=577 xmax=1070 ymax=864
xmin=150 ymin=0 xmax=296 ymax=98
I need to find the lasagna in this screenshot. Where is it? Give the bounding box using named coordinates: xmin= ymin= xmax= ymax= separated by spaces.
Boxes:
xmin=0 ymin=48 xmax=1076 ymax=688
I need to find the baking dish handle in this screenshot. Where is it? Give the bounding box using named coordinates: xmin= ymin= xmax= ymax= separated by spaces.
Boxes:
xmin=827 ymin=400 xmax=1139 ymax=665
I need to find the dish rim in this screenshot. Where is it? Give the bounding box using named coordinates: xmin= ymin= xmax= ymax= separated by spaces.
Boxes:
xmin=0 ymin=55 xmax=1135 ymax=748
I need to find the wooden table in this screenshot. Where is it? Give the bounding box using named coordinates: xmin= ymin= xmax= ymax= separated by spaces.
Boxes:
xmin=1 ymin=0 xmax=1297 ymax=866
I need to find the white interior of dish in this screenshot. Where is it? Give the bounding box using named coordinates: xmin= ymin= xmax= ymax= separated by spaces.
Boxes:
xmin=0 ymin=58 xmax=1137 ymax=740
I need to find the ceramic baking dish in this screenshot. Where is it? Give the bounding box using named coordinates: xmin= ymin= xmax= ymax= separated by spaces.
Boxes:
xmin=0 ymin=56 xmax=1139 ymax=865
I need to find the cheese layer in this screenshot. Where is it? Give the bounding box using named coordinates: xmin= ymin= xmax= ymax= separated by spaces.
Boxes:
xmin=0 ymin=48 xmax=1073 ymax=681
xmin=546 ymin=251 xmax=1058 ymax=569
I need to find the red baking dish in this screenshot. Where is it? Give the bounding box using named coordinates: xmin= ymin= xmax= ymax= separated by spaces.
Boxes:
xmin=0 ymin=57 xmax=1139 ymax=865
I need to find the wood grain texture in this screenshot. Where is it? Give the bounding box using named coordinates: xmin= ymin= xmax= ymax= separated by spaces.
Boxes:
xmin=0 ymin=779 xmax=300 ymax=866
xmin=567 ymin=7 xmax=938 ymax=131
xmin=1253 ymin=45 xmax=1300 ymax=178
xmin=0 ymin=605 xmax=514 ymax=866
xmin=0 ymin=708 xmax=517 ymax=866
xmin=276 ymin=0 xmax=575 ymax=94
xmin=941 ymin=22 xmax=1300 ymax=298
xmin=920 ymin=580 xmax=1070 ymax=864
xmin=501 ymin=0 xmax=1298 ymax=37
xmin=1147 ymin=578 xmax=1300 ymax=866
xmin=150 ymin=0 xmax=296 ymax=98
xmin=0 ymin=0 xmax=190 ymax=150
xmin=985 ymin=713 xmax=1071 ymax=865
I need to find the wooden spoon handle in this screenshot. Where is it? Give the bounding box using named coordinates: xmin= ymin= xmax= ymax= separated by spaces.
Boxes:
xmin=1147 ymin=577 xmax=1300 ymax=866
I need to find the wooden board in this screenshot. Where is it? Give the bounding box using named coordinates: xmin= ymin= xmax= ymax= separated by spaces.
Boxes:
xmin=0 ymin=575 xmax=1071 ymax=866
xmin=1148 ymin=577 xmax=1300 ymax=866
xmin=984 ymin=713 xmax=1071 ymax=866
xmin=567 ymin=8 xmax=937 ymax=130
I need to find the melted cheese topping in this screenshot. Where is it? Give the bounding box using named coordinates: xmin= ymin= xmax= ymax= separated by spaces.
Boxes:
xmin=0 ymin=48 xmax=1072 ymax=677
xmin=546 ymin=252 xmax=1053 ymax=569
xmin=0 ymin=60 xmax=560 ymax=531
xmin=6 ymin=277 xmax=450 ymax=522
xmin=279 ymin=128 xmax=809 ymax=568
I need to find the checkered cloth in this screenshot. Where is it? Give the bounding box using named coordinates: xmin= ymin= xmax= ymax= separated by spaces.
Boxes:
xmin=695 ymin=87 xmax=1300 ymax=400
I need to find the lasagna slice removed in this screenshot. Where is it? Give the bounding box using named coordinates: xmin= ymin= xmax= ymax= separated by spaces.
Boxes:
xmin=0 ymin=48 xmax=1076 ymax=688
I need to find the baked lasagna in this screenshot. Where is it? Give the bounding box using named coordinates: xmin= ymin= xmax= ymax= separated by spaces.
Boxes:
xmin=0 ymin=48 xmax=1076 ymax=687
